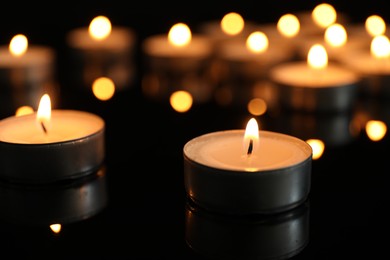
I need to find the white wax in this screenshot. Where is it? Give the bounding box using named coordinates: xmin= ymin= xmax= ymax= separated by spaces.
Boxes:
xmin=0 ymin=110 xmax=104 ymax=144
xmin=184 ymin=130 xmax=312 ymax=172
xmin=217 ymin=38 xmax=293 ymax=64
xmin=142 ymin=34 xmax=212 ymax=58
xmin=270 ymin=61 xmax=359 ymax=87
xmin=67 ymin=26 xmax=135 ymax=50
xmin=0 ymin=46 xmax=55 ymax=68
xmin=338 ymin=49 xmax=390 ymax=75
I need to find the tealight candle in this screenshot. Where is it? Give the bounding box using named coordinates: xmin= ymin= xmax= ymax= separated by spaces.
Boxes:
xmin=337 ymin=34 xmax=390 ymax=97
xmin=185 ymin=200 xmax=309 ymax=260
xmin=0 ymin=167 xmax=108 ymax=226
xmin=269 ymin=43 xmax=361 ymax=112
xmin=0 ymin=34 xmax=57 ymax=116
xmin=183 ymin=118 xmax=312 ymax=215
xmin=142 ymin=22 xmax=215 ymax=103
xmin=0 ymin=94 xmax=105 ymax=183
xmin=66 ymin=15 xmax=136 ymax=91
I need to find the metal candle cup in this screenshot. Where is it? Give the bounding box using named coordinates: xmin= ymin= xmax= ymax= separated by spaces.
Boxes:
xmin=0 ymin=110 xmax=105 ymax=183
xmin=0 ymin=167 xmax=108 ymax=226
xmin=185 ymin=200 xmax=310 ymax=260
xmin=183 ymin=129 xmax=312 ymax=215
xmin=270 ymin=61 xmax=361 ymax=112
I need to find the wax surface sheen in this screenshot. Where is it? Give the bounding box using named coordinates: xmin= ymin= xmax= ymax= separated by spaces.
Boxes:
xmin=184 ymin=130 xmax=312 ymax=171
xmin=0 ymin=110 xmax=104 ymax=144
xmin=271 ymin=62 xmax=358 ymax=87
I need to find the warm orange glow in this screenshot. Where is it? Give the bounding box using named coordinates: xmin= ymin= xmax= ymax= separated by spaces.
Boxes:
xmin=220 ymin=12 xmax=245 ymax=36
xmin=92 ymin=77 xmax=116 ymax=101
xmin=89 ymin=15 xmax=112 ymax=40
xmin=365 ymin=15 xmax=386 ymax=37
xmin=15 ymin=106 xmax=34 ymax=116
xmin=37 ymin=94 xmax=51 ymax=128
xmin=307 ymin=44 xmax=328 ymax=69
xmin=243 ymin=118 xmax=259 ymax=155
xmin=246 ymin=31 xmax=268 ymax=53
xmin=312 ymin=3 xmax=337 ymax=28
xmin=370 ymin=35 xmax=390 ymax=59
xmin=50 ymin=224 xmax=62 ymax=234
xmin=9 ymin=34 xmax=28 ymax=57
xmin=170 ymin=90 xmax=193 ymax=113
xmin=247 ymin=98 xmax=267 ymax=116
xmin=277 ymin=14 xmax=300 ymax=38
xmin=306 ymin=139 xmax=325 ymax=160
xmin=168 ymin=23 xmax=192 ymax=47
xmin=324 ymin=23 xmax=347 ymax=47
xmin=366 ymin=120 xmax=387 ymax=141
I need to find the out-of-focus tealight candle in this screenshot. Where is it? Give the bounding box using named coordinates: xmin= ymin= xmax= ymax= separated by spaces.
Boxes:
xmin=142 ymin=22 xmax=214 ymax=103
xmin=143 ymin=22 xmax=212 ymax=64
xmin=66 ymin=15 xmax=136 ymax=91
xmin=216 ymin=30 xmax=294 ymax=79
xmin=199 ymin=12 xmax=257 ymax=46
xmin=337 ymin=34 xmax=390 ymax=96
xmin=306 ymin=139 xmax=325 ymax=160
xmin=0 ymin=34 xmax=57 ymax=115
xmin=270 ymin=43 xmax=361 ymax=112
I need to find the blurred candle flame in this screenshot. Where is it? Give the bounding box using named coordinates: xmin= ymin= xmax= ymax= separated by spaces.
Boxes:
xmin=244 ymin=118 xmax=259 ymax=155
xmin=365 ymin=15 xmax=386 ymax=37
xmin=168 ymin=23 xmax=192 ymax=47
xmin=50 ymin=224 xmax=62 ymax=234
xmin=15 ymin=106 xmax=34 ymax=117
xmin=308 ymin=44 xmax=328 ymax=69
xmin=246 ymin=31 xmax=268 ymax=53
xmin=92 ymin=77 xmax=115 ymax=101
xmin=306 ymin=139 xmax=325 ymax=160
xmin=170 ymin=90 xmax=193 ymax=113
xmin=9 ymin=34 xmax=28 ymax=57
xmin=371 ymin=35 xmax=390 ymax=59
xmin=312 ymin=3 xmax=337 ymax=28
xmin=277 ymin=13 xmax=300 ymax=38
xmin=324 ymin=23 xmax=347 ymax=47
xmin=89 ymin=15 xmax=112 ymax=40
xmin=366 ymin=120 xmax=387 ymax=141
xmin=220 ymin=12 xmax=245 ymax=36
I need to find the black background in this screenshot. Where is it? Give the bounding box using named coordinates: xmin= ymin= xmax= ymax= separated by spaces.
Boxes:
xmin=1 ymin=1 xmax=390 ymax=259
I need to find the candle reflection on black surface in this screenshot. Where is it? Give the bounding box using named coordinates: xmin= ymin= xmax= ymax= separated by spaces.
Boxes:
xmin=266 ymin=109 xmax=358 ymax=149
xmin=185 ymin=199 xmax=310 ymax=260
xmin=0 ymin=166 xmax=108 ymax=226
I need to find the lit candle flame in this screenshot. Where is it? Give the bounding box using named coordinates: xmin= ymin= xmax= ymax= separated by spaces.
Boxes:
xmin=311 ymin=3 xmax=337 ymax=29
xmin=366 ymin=120 xmax=387 ymax=141
xmin=168 ymin=23 xmax=192 ymax=47
xmin=324 ymin=23 xmax=347 ymax=48
xmin=50 ymin=224 xmax=62 ymax=234
xmin=220 ymin=12 xmax=245 ymax=36
xmin=306 ymin=139 xmax=325 ymax=160
xmin=89 ymin=15 xmax=112 ymax=40
xmin=244 ymin=118 xmax=259 ymax=156
xmin=9 ymin=34 xmax=28 ymax=57
xmin=277 ymin=14 xmax=300 ymax=38
xmin=371 ymin=35 xmax=390 ymax=59
xmin=246 ymin=31 xmax=268 ymax=53
xmin=37 ymin=94 xmax=51 ymax=133
xmin=307 ymin=43 xmax=328 ymax=69
xmin=365 ymin=15 xmax=386 ymax=37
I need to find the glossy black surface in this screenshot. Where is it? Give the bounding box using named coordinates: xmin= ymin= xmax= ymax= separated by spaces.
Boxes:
xmin=1 ymin=2 xmax=390 ymax=259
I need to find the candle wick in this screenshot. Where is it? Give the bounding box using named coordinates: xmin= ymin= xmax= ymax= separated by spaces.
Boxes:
xmin=41 ymin=122 xmax=47 ymax=134
xmin=247 ymin=139 xmax=253 ymax=155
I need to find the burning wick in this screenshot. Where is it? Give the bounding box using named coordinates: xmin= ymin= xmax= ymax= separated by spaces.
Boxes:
xmin=41 ymin=121 xmax=47 ymax=134
xmin=247 ymin=139 xmax=253 ymax=155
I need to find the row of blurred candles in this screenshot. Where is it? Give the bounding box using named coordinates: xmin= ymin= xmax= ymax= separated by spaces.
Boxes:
xmin=1 ymin=2 xmax=390 ymax=236
xmin=0 ymin=2 xmax=389 ymax=161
